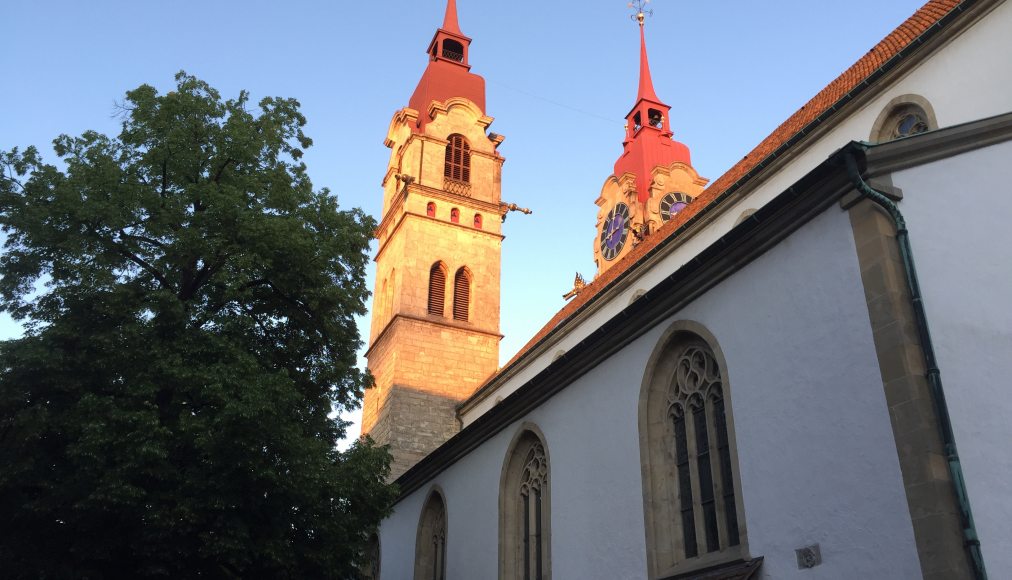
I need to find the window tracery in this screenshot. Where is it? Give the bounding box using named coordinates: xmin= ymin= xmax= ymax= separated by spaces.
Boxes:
xmin=500 ymin=429 xmax=551 ymax=580
xmin=414 ymin=490 xmax=447 ymax=580
xmin=891 ymin=109 xmax=929 ymax=139
xmin=519 ymin=443 xmax=548 ymax=580
xmin=639 ymin=326 xmax=747 ymax=579
xmin=870 ymin=96 xmax=937 ymax=142
xmin=667 ymin=347 xmax=740 ymax=557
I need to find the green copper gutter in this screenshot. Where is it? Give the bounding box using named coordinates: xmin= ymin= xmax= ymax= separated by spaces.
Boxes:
xmin=843 ymin=145 xmax=987 ymax=580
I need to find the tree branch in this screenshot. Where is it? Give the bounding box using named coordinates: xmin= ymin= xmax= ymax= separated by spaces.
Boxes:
xmin=180 ymin=253 xmax=228 ymax=301
xmin=191 ymin=277 xmax=270 ymax=328
xmin=119 ymin=229 xmax=166 ymax=249
xmin=267 ymin=281 xmax=318 ymax=324
xmin=212 ymin=158 xmax=233 ymax=184
xmin=115 ymin=244 xmax=173 ymax=290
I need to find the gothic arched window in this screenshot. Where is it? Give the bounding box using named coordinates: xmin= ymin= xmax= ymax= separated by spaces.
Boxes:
xmin=870 ymin=95 xmax=937 ymax=143
xmin=453 ymin=268 xmax=470 ymax=322
xmin=428 ymin=262 xmax=447 ymax=317
xmin=639 ymin=324 xmax=747 ymax=579
xmin=500 ymin=428 xmax=551 ymax=580
xmin=414 ymin=489 xmax=447 ymax=580
xmin=444 ymin=135 xmax=471 ymax=183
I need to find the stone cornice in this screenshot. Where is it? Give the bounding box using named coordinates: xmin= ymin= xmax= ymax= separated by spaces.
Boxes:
xmin=863 ymin=111 xmax=1012 ymax=177
xmin=374 ymin=210 xmax=505 ymax=265
xmin=365 ymin=312 xmax=504 ymax=361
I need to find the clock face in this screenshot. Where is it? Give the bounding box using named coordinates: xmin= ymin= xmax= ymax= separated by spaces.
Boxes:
xmin=600 ymin=202 xmax=631 ymax=261
xmin=660 ymin=192 xmax=690 ymax=222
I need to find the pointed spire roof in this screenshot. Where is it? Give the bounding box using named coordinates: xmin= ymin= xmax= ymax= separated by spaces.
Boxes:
xmin=441 ymin=0 xmax=462 ymax=35
xmin=613 ymin=10 xmax=692 ymax=203
xmin=408 ymin=0 xmax=486 ymax=131
xmin=636 ymin=21 xmax=661 ymax=104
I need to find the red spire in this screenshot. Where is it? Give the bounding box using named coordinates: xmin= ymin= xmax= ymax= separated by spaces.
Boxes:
xmin=441 ymin=0 xmax=462 ymax=35
xmin=408 ymin=0 xmax=485 ymax=132
xmin=637 ymin=22 xmax=660 ymax=104
xmin=613 ymin=13 xmax=692 ymax=203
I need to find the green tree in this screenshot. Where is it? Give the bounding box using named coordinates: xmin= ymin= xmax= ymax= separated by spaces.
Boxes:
xmin=0 ymin=72 xmax=395 ymax=578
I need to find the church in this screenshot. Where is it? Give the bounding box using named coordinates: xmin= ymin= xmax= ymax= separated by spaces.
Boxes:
xmin=360 ymin=0 xmax=1012 ymax=578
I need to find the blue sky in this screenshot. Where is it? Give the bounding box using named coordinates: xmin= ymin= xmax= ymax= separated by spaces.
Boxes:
xmin=2 ymin=0 xmax=928 ymax=436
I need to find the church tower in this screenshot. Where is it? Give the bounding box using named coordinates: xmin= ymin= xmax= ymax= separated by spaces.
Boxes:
xmin=363 ymin=0 xmax=504 ymax=479
xmin=593 ymin=8 xmax=708 ymax=275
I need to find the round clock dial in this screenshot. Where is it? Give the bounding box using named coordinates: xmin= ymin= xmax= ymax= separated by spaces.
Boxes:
xmin=600 ymin=202 xmax=631 ymax=261
xmin=660 ymin=192 xmax=690 ymax=223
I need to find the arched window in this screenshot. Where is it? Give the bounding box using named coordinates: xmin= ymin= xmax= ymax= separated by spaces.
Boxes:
xmin=444 ymin=135 xmax=471 ymax=183
xmin=648 ymin=108 xmax=664 ymax=128
xmin=442 ymin=39 xmax=464 ymax=62
xmin=428 ymin=262 xmax=447 ymax=317
xmin=450 ymin=208 xmax=460 ymax=223
xmin=427 ymin=202 xmax=436 ymax=217
xmin=473 ymin=213 xmax=483 ymax=229
xmin=870 ymin=95 xmax=937 ymax=142
xmin=414 ymin=489 xmax=447 ymax=580
xmin=500 ymin=427 xmax=551 ymax=580
xmin=639 ymin=324 xmax=747 ymax=579
xmin=453 ymin=268 xmax=470 ymax=322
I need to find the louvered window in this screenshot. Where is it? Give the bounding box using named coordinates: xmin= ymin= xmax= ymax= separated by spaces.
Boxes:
xmin=453 ymin=268 xmax=470 ymax=321
xmin=428 ymin=262 xmax=447 ymax=317
xmin=444 ymin=134 xmax=471 ymax=183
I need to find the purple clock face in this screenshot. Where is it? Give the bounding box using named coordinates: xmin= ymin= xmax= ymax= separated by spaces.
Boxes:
xmin=660 ymin=192 xmax=690 ymax=222
xmin=600 ymin=203 xmax=630 ymax=261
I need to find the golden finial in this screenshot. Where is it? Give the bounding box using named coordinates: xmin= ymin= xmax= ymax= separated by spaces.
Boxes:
xmin=628 ymin=0 xmax=652 ymax=25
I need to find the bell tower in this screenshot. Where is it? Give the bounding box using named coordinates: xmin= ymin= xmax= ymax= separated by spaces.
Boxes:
xmin=363 ymin=0 xmax=505 ymax=479
xmin=593 ymin=5 xmax=708 ymax=275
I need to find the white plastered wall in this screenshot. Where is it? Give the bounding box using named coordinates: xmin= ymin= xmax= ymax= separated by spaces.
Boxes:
xmin=890 ymin=139 xmax=1012 ymax=575
xmin=462 ymin=0 xmax=1012 ymax=425
xmin=381 ymin=206 xmax=922 ymax=578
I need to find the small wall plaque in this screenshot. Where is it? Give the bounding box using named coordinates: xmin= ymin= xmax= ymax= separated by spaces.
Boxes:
xmin=796 ymin=543 xmax=822 ymax=569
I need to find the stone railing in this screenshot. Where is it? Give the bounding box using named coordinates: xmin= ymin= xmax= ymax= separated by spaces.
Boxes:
xmin=443 ymin=177 xmax=471 ymax=197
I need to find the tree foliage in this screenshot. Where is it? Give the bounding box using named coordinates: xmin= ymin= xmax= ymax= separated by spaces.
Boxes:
xmin=0 ymin=72 xmax=395 ymax=578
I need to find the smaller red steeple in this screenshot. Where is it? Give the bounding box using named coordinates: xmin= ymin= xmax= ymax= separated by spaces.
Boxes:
xmin=635 ymin=22 xmax=661 ymax=105
xmin=441 ymin=0 xmax=462 ymax=35
xmin=408 ymin=0 xmax=486 ymax=130
xmin=613 ymin=12 xmax=692 ymax=203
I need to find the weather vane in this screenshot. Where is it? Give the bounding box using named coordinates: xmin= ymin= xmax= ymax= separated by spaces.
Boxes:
xmin=628 ymin=0 xmax=652 ymax=25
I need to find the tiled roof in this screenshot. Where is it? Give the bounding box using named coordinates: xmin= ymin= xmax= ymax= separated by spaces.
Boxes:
xmin=469 ymin=0 xmax=968 ymax=404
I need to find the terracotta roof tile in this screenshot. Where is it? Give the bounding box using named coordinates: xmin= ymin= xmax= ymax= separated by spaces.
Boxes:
xmin=471 ymin=0 xmax=966 ymax=402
